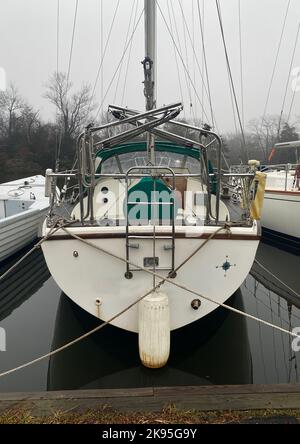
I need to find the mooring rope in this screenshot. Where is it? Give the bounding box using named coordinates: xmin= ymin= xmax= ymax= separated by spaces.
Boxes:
xmin=59 ymin=226 xmax=300 ymax=339
xmin=254 ymin=259 xmax=300 ymax=299
xmin=0 ymin=223 xmax=299 ymax=379
xmin=0 ymin=224 xmax=65 ymax=283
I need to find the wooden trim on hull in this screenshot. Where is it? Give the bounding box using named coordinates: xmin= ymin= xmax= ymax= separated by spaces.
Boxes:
xmin=46 ymin=232 xmax=261 ymax=241
xmin=265 ymin=189 xmax=300 ymax=196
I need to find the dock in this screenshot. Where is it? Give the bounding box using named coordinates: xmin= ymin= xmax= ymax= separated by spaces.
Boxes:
xmin=1 ymin=384 xmax=300 ymax=416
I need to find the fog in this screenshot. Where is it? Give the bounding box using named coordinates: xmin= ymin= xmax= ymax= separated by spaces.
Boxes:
xmin=0 ymin=0 xmax=300 ymax=132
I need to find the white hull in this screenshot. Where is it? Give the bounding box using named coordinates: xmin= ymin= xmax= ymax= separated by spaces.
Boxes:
xmin=42 ymin=224 xmax=259 ymax=333
xmin=0 ymin=207 xmax=48 ymax=262
xmin=262 ymin=190 xmax=300 ymax=239
xmin=0 ymin=175 xmax=49 ymax=262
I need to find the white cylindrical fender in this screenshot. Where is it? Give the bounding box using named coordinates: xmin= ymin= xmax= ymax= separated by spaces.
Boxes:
xmin=138 ymin=291 xmax=170 ymax=369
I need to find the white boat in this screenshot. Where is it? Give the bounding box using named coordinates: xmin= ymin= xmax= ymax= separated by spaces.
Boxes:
xmin=41 ymin=0 xmax=263 ymax=368
xmin=0 ymin=175 xmax=49 ymax=262
xmin=0 ymin=247 xmax=50 ymax=322
xmin=261 ymin=141 xmax=300 ymax=254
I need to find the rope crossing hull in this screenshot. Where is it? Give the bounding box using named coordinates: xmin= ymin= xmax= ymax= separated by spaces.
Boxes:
xmin=41 ymin=224 xmax=260 ymax=333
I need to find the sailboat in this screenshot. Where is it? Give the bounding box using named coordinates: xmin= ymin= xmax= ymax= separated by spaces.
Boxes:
xmin=260 ymin=141 xmax=300 ymax=255
xmin=41 ymin=0 xmax=262 ymax=368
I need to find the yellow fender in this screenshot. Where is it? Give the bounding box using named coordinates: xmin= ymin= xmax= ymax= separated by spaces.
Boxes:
xmin=250 ymin=172 xmax=267 ymax=220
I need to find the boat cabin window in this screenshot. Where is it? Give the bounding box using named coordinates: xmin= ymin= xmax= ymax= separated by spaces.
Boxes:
xmin=100 ymin=151 xmax=202 ymax=175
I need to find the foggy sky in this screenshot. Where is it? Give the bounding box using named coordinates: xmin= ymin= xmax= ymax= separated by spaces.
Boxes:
xmin=0 ymin=0 xmax=300 ymax=134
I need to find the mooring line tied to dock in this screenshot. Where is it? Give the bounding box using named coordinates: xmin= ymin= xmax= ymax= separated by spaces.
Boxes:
xmin=0 ymin=222 xmax=299 ymax=379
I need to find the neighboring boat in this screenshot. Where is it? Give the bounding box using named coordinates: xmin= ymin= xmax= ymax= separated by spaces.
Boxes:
xmin=41 ymin=1 xmax=263 ymax=367
xmin=261 ymin=141 xmax=300 ymax=255
xmin=0 ymin=175 xmax=50 ymax=262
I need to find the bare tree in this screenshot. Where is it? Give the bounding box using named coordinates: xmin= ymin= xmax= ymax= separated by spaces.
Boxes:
xmin=44 ymin=72 xmax=95 ymax=139
xmin=0 ymin=84 xmax=25 ymax=138
xmin=248 ymin=115 xmax=284 ymax=162
xmin=18 ymin=104 xmax=40 ymax=144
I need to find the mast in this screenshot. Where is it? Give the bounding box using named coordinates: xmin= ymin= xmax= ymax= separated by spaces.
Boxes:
xmin=143 ymin=0 xmax=157 ymax=164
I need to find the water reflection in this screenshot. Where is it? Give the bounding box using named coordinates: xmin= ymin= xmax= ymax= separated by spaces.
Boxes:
xmin=0 ymin=246 xmax=60 ymax=393
xmin=0 ymin=241 xmax=298 ymax=392
xmin=47 ymin=291 xmax=252 ymax=390
xmin=243 ymin=242 xmax=300 ymax=384
xmin=0 ymin=246 xmax=50 ymax=322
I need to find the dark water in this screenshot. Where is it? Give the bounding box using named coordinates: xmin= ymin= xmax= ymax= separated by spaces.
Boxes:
xmin=0 ymin=241 xmax=299 ymax=392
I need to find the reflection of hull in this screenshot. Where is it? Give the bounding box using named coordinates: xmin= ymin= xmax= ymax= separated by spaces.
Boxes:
xmin=262 ymin=190 xmax=300 ymax=255
xmin=42 ymin=224 xmax=259 ymax=332
xmin=251 ymin=242 xmax=300 ymax=307
xmin=0 ymin=245 xmax=50 ymax=321
xmin=47 ymin=291 xmax=252 ymax=391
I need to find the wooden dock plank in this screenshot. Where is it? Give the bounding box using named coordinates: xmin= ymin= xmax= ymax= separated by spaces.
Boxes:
xmin=0 ymin=385 xmax=300 ymax=415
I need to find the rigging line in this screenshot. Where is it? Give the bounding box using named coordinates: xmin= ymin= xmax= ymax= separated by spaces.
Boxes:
xmin=90 ymin=0 xmax=121 ymax=111
xmin=66 ymin=0 xmax=79 ymax=86
xmin=100 ymin=0 xmax=103 ymax=113
xmin=268 ymin=291 xmax=280 ymax=383
xmin=169 ymin=1 xmax=193 ymax=120
xmin=215 ymin=0 xmax=247 ymax=157
xmin=113 ymin=0 xmax=136 ymax=104
xmin=254 ymin=259 xmax=300 ymax=299
xmin=245 ymin=280 xmax=299 ymax=328
xmin=179 ymin=0 xmax=195 ymax=121
xmin=56 ymin=0 xmax=60 ymax=73
xmin=287 ymin=67 xmax=300 ymax=123
xmin=170 ymin=1 xmax=194 ymax=120
xmin=59 ymin=227 xmax=300 ymax=341
xmin=0 ymin=224 xmax=300 ymax=380
xmin=238 ymin=0 xmax=244 ymax=127
xmin=55 ymin=0 xmax=63 ymax=170
xmin=226 ymin=58 xmax=239 ymax=136
xmin=201 ymin=0 xmax=205 ymax=123
xmin=252 ymin=282 xmax=268 ymax=383
xmin=156 ymin=0 xmax=211 ymax=124
xmin=192 ymin=0 xmax=197 ymax=120
xmin=95 ymin=8 xmax=144 ymax=120
xmin=197 ymin=0 xmax=216 ymax=129
xmin=261 ymin=0 xmax=291 ymax=128
xmin=217 ymin=0 xmax=237 ymax=136
xmin=178 ymin=0 xmax=214 ymax=123
xmin=277 ymin=22 xmax=300 ymax=136
xmin=166 ymin=0 xmax=185 ymax=119
xmin=277 ymin=297 xmax=290 ymax=380
xmin=121 ymin=0 xmax=139 ymax=105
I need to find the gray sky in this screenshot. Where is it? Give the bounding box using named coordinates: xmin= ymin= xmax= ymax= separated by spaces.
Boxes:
xmin=0 ymin=0 xmax=300 ymax=133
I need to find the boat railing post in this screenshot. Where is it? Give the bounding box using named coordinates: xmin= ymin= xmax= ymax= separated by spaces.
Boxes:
xmin=285 ymin=164 xmax=289 ymax=191
xmin=77 ymin=134 xmax=85 ymax=225
xmin=215 ymin=137 xmax=222 ymax=224
xmin=88 ymin=130 xmax=95 ymax=224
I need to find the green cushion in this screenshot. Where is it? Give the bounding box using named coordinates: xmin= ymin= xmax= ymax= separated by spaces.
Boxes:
xmin=126 ymin=177 xmax=179 ymax=224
